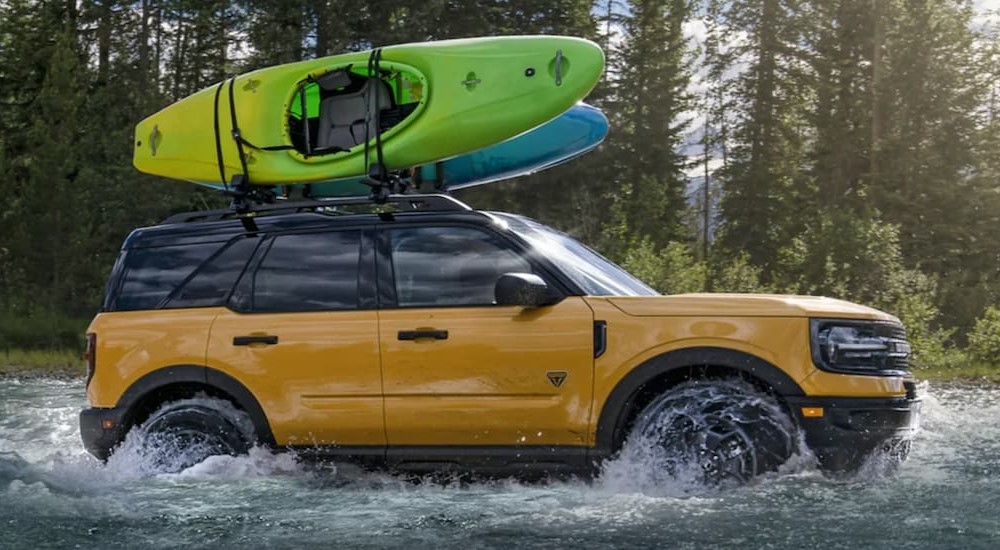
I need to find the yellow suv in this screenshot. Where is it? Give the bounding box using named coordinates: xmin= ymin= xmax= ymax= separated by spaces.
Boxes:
xmin=81 ymin=194 xmax=920 ymax=480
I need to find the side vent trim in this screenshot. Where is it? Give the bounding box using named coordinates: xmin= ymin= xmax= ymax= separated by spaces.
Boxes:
xmin=594 ymin=320 xmax=607 ymax=359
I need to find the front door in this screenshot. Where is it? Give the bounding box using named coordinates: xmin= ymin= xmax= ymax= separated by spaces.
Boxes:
xmin=377 ymin=225 xmax=594 ymax=448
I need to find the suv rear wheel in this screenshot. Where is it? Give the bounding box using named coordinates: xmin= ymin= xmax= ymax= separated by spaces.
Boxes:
xmin=627 ymin=379 xmax=798 ymax=485
xmin=133 ymin=397 xmax=255 ymax=473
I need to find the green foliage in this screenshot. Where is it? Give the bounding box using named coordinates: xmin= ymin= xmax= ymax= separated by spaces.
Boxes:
xmin=0 ymin=309 xmax=88 ymax=351
xmin=775 ymin=211 xmax=902 ymax=305
xmin=874 ymin=268 xmax=964 ymax=370
xmin=969 ymin=307 xmax=1000 ymax=367
xmin=710 ymin=253 xmax=772 ymax=294
xmin=621 ymin=239 xmax=707 ymax=295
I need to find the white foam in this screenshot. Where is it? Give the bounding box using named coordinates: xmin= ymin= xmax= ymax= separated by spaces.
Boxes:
xmin=1 ymin=377 xmax=995 ymax=497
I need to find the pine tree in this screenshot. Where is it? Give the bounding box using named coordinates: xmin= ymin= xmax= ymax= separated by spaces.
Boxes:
xmin=9 ymin=28 xmax=87 ymax=316
xmin=713 ymin=0 xmax=811 ymax=280
xmin=874 ymin=0 xmax=985 ymax=333
xmin=0 ymin=1 xmax=76 ymax=316
xmin=608 ymin=0 xmax=693 ymax=249
xmin=770 ymin=0 xmax=899 ymax=303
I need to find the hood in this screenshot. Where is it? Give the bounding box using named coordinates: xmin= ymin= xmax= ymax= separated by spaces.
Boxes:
xmin=606 ymin=293 xmax=898 ymax=321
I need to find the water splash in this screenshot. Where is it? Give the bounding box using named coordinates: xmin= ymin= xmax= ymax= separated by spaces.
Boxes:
xmin=106 ymin=396 xmax=257 ymax=476
xmin=0 ymin=390 xmax=309 ymax=498
xmin=598 ymin=379 xmax=809 ymax=496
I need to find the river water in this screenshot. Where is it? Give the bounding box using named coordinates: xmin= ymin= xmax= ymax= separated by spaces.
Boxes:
xmin=0 ymin=378 xmax=997 ymax=549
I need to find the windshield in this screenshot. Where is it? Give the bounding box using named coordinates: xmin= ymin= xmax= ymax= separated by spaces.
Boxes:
xmin=493 ymin=213 xmax=658 ymax=297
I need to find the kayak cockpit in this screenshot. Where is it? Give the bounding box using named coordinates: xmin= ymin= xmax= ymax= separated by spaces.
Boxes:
xmin=287 ymin=66 xmax=422 ymax=157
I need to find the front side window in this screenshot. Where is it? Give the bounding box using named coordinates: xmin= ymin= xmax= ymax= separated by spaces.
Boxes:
xmin=252 ymin=230 xmax=361 ymax=312
xmin=389 ymin=226 xmax=533 ymax=307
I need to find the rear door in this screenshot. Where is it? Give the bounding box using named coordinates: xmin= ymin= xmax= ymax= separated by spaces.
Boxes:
xmin=207 ymin=226 xmax=385 ymax=449
xmin=376 ymin=224 xmax=595 ymax=449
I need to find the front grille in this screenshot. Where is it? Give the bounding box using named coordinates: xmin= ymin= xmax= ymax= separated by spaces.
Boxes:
xmin=876 ymin=321 xmax=911 ymax=371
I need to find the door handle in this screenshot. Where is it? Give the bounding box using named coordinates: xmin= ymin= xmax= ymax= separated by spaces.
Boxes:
xmin=398 ymin=330 xmax=448 ymax=341
xmin=233 ymin=335 xmax=279 ymax=346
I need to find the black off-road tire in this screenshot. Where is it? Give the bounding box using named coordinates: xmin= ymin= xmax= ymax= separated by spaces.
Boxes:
xmin=627 ymin=379 xmax=798 ymax=485
xmin=135 ymin=398 xmax=255 ymax=473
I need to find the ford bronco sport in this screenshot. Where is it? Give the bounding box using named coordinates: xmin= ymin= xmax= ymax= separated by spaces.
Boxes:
xmin=80 ymin=194 xmax=921 ymax=480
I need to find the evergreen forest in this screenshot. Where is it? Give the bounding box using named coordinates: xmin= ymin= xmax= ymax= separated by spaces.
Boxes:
xmin=2 ymin=0 xmax=1000 ymax=372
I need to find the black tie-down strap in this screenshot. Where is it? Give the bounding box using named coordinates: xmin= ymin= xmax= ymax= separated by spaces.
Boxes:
xmin=213 ymin=82 xmax=227 ymax=188
xmin=362 ymin=48 xmax=410 ymax=202
xmin=212 ymin=77 xmax=302 ymax=188
xmin=363 ymin=49 xmax=386 ymax=184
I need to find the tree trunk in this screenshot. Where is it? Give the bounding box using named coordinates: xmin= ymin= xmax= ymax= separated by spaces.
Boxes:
xmin=172 ymin=11 xmax=186 ymax=100
xmin=139 ymin=0 xmax=151 ymax=92
xmin=870 ymin=0 xmax=882 ymax=186
xmin=316 ymin=0 xmax=332 ymax=57
xmin=97 ymin=0 xmax=111 ymax=82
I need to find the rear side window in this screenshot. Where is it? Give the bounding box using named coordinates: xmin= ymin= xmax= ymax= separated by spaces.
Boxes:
xmin=164 ymin=237 xmax=259 ymax=309
xmin=113 ymin=242 xmax=224 ymax=311
xmin=252 ymin=230 xmax=361 ymax=312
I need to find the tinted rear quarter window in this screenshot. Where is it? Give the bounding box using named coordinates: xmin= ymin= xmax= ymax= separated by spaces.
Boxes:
xmin=113 ymin=242 xmax=224 ymax=311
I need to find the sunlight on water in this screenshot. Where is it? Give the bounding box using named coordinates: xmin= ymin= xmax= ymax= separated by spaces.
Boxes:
xmin=0 ymin=377 xmax=998 ymax=549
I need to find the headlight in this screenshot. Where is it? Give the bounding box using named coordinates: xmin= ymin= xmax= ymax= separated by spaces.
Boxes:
xmin=810 ymin=319 xmax=911 ymax=375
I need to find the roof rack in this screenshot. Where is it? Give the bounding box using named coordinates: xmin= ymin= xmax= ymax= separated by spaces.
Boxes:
xmin=162 ymin=193 xmax=472 ymax=225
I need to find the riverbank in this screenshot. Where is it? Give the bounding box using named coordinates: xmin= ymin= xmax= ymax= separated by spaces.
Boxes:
xmin=917 ymin=364 xmax=1000 ymax=386
xmin=0 ymin=349 xmax=85 ymax=378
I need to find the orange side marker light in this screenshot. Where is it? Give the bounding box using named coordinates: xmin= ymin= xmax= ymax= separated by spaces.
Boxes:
xmin=801 ymin=407 xmax=824 ymax=418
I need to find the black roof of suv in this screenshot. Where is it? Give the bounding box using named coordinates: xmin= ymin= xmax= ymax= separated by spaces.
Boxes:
xmin=123 ymin=194 xmax=482 ymax=250
xmin=105 ymin=194 xmax=596 ymax=313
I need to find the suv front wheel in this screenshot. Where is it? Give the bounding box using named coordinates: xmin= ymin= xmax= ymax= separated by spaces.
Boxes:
xmin=626 ymin=379 xmax=799 ymax=485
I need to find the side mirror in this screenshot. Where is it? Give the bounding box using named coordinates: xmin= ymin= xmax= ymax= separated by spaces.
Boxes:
xmin=495 ymin=273 xmax=561 ymax=308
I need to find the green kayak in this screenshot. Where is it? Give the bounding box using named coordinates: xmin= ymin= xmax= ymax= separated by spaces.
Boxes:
xmin=133 ymin=35 xmax=604 ymax=185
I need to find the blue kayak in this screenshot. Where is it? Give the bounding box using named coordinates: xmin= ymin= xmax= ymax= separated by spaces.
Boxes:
xmin=196 ymin=103 xmax=608 ymax=197
xmin=407 ymin=102 xmax=608 ymax=191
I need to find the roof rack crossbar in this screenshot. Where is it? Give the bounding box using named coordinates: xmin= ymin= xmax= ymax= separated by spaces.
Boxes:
xmin=163 ymin=194 xmax=471 ymax=225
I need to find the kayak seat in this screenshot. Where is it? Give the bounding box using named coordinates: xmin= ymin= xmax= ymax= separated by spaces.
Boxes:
xmin=316 ymin=79 xmax=393 ymax=151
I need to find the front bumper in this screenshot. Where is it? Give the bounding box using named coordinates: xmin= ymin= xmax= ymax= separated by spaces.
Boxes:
xmin=80 ymin=407 xmax=130 ymax=461
xmin=787 ymin=393 xmax=922 ymax=471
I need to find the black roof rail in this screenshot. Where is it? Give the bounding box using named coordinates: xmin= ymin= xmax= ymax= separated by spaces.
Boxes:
xmin=161 ymin=194 xmax=472 ymax=225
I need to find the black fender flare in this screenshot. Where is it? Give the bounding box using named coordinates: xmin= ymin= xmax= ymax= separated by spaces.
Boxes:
xmin=115 ymin=364 xmax=276 ymax=446
xmin=592 ymin=347 xmax=804 ymax=457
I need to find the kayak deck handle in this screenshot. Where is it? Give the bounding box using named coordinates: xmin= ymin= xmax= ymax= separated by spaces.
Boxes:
xmin=150 ymin=125 xmax=160 ymax=156
xmin=554 ymin=50 xmax=563 ymax=86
